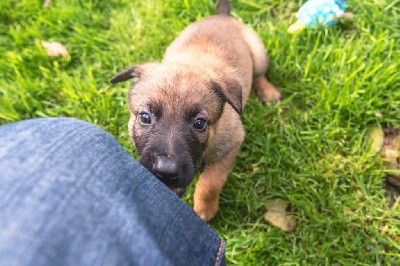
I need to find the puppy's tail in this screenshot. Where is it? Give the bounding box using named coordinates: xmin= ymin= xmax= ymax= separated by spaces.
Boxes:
xmin=217 ymin=0 xmax=230 ymax=16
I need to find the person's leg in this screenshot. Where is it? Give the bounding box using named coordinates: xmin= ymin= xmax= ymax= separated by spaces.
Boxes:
xmin=0 ymin=118 xmax=225 ymax=266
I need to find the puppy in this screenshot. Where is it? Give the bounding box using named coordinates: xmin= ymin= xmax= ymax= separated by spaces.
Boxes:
xmin=111 ymin=0 xmax=281 ymax=221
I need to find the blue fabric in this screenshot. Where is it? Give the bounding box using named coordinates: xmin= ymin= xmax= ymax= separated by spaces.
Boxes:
xmin=297 ymin=0 xmax=347 ymax=27
xmin=0 ymin=118 xmax=226 ymax=266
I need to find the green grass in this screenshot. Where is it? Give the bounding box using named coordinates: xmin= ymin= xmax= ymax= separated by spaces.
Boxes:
xmin=1 ymin=0 xmax=399 ymax=264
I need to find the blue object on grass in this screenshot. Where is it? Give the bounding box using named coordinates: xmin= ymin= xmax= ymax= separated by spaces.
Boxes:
xmin=298 ymin=0 xmax=347 ymax=26
xmin=288 ymin=0 xmax=347 ymax=33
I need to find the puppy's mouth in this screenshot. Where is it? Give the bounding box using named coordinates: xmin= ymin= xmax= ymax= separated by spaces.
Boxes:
xmin=168 ymin=186 xmax=187 ymax=197
xmin=153 ymin=173 xmax=188 ymax=197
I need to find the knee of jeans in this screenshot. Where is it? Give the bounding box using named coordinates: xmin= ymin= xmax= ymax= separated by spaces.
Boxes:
xmin=4 ymin=117 xmax=117 ymax=148
xmin=32 ymin=117 xmax=106 ymax=135
xmin=43 ymin=117 xmax=104 ymax=133
xmin=42 ymin=117 xmax=115 ymax=142
xmin=1 ymin=117 xmax=128 ymax=167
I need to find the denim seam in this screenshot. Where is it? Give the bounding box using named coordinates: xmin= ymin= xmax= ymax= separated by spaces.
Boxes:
xmin=214 ymin=238 xmax=224 ymax=266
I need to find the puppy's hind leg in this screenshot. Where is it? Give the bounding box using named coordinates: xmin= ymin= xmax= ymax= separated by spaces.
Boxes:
xmin=253 ymin=76 xmax=281 ymax=103
xmin=241 ymin=26 xmax=281 ymax=103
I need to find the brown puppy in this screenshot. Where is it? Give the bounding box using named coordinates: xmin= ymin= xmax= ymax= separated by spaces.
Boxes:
xmin=111 ymin=0 xmax=281 ymax=221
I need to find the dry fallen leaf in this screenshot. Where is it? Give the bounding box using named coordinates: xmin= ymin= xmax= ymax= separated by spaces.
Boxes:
xmin=252 ymin=166 xmax=261 ymax=173
xmin=365 ymin=125 xmax=385 ymax=155
xmin=264 ymin=198 xmax=296 ymax=232
xmin=40 ymin=41 xmax=69 ymax=58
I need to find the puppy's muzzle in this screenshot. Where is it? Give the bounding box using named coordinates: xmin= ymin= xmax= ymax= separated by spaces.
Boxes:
xmin=151 ymin=156 xmax=188 ymax=197
xmin=152 ymin=155 xmax=182 ymax=181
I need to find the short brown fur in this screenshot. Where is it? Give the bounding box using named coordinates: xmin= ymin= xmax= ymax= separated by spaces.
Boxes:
xmin=112 ymin=1 xmax=281 ymax=221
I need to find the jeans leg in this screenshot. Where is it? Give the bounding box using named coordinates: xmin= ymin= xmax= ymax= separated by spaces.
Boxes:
xmin=0 ymin=118 xmax=225 ymax=266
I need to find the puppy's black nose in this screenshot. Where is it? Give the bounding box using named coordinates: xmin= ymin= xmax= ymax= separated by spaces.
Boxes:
xmin=153 ymin=156 xmax=181 ymax=179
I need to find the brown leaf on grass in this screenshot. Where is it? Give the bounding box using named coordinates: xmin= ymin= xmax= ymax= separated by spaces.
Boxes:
xmin=40 ymin=41 xmax=69 ymax=58
xmin=264 ymin=198 xmax=296 ymax=232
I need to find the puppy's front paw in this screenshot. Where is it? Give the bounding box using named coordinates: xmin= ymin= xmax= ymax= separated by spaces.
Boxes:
xmin=194 ymin=199 xmax=219 ymax=222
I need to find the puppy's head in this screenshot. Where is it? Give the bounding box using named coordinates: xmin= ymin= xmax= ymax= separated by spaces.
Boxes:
xmin=112 ymin=62 xmax=242 ymax=196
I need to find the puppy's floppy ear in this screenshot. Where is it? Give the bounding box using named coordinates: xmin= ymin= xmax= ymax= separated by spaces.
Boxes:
xmin=111 ymin=65 xmax=142 ymax=83
xmin=211 ymin=79 xmax=243 ymax=115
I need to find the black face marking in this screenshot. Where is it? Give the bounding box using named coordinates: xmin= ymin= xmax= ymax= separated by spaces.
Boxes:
xmin=132 ymin=100 xmax=213 ymax=197
xmin=185 ymin=105 xmax=202 ymax=123
xmin=149 ymin=101 xmax=163 ymax=120
xmin=135 ymin=119 xmax=199 ymax=191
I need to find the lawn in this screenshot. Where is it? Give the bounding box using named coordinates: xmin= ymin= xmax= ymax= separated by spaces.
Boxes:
xmin=1 ymin=0 xmax=399 ymax=264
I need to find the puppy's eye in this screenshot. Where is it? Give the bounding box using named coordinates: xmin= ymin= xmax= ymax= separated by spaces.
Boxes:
xmin=138 ymin=112 xmax=152 ymax=125
xmin=193 ymin=118 xmax=207 ymax=130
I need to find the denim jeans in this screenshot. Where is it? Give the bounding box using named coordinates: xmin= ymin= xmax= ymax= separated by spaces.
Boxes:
xmin=0 ymin=118 xmax=226 ymax=266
